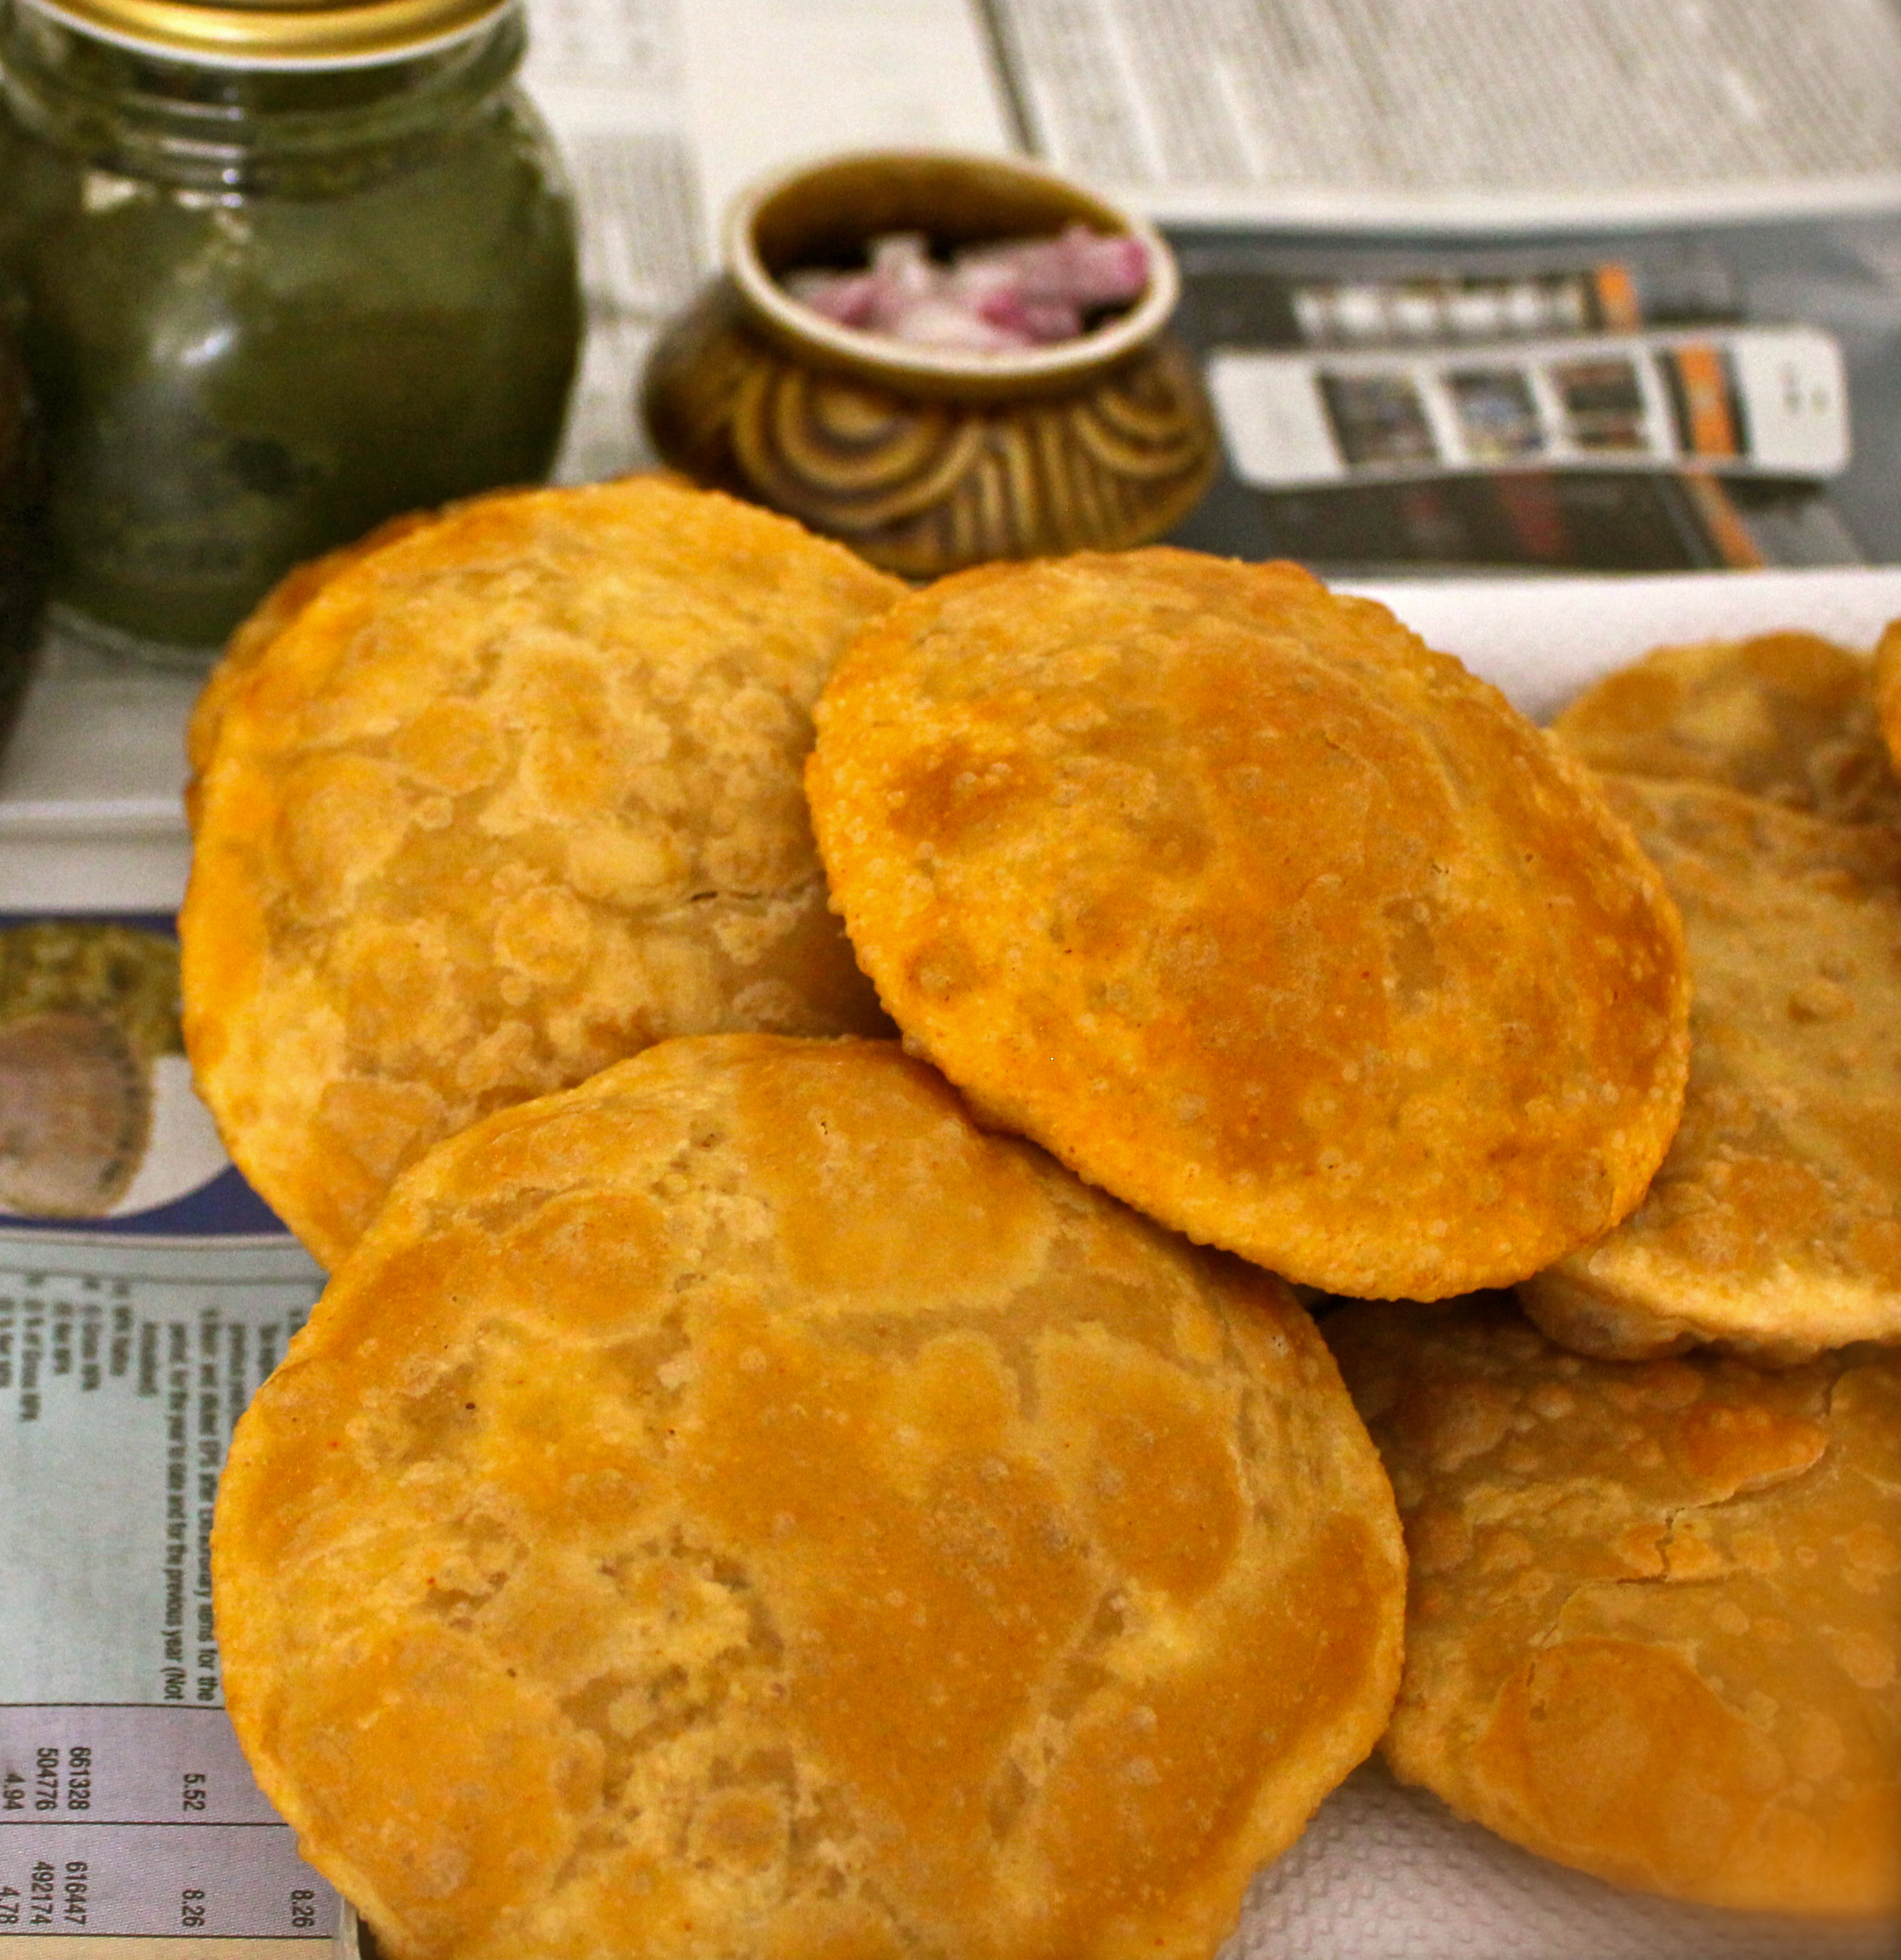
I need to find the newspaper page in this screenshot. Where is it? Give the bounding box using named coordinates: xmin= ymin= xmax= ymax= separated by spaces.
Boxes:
xmin=976 ymin=0 xmax=1901 ymax=229
xmin=673 ymin=0 xmax=1015 ymax=252
xmin=522 ymin=0 xmax=703 ymax=485
xmin=526 ymin=0 xmax=1013 ymax=483
xmin=968 ymin=0 xmax=1901 ymax=575
xmin=521 ymin=0 xmax=1901 ymax=575
xmin=0 ymin=906 xmax=331 ymax=1958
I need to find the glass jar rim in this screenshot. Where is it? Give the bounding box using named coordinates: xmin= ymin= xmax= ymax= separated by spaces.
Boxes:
xmin=12 ymin=0 xmax=512 ymax=68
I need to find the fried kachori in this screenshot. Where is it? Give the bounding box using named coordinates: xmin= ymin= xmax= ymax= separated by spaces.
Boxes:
xmin=184 ymin=507 xmax=440 ymax=830
xmin=213 ymin=1034 xmax=1407 ymax=1960
xmin=806 ymin=550 xmax=1690 ymax=1300
xmin=1548 ymin=630 xmax=1901 ymax=829
xmin=1519 ymin=775 xmax=1901 ymax=1363
xmin=182 ymin=478 xmax=902 ymax=1267
xmin=1328 ymin=1293 xmax=1901 ymax=1918
xmin=1876 ymin=617 xmax=1901 ymax=781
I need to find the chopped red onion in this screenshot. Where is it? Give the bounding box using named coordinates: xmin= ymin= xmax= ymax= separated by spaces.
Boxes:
xmin=781 ymin=224 xmax=1149 ymax=353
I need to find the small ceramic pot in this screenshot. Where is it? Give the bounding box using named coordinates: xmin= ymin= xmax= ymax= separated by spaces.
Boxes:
xmin=641 ymin=150 xmax=1217 ymax=579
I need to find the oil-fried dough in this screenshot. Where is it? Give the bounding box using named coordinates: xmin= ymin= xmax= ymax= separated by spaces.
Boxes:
xmin=184 ymin=510 xmax=438 ymax=830
xmin=1549 ymin=631 xmax=1901 ymax=828
xmin=182 ymin=478 xmax=901 ymax=1267
xmin=1877 ymin=618 xmax=1901 ymax=779
xmin=1328 ymin=1294 xmax=1901 ymax=1917
xmin=807 ymin=551 xmax=1690 ymax=1300
xmin=214 ymin=1034 xmax=1407 ymax=1960
xmin=1521 ymin=776 xmax=1901 ymax=1362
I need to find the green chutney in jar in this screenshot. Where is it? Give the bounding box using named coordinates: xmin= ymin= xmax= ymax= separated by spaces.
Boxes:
xmin=0 ymin=308 xmax=46 ymax=724
xmin=0 ymin=0 xmax=580 ymax=663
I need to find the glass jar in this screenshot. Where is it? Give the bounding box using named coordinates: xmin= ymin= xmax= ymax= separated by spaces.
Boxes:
xmin=0 ymin=304 xmax=46 ymax=722
xmin=0 ymin=0 xmax=581 ymax=664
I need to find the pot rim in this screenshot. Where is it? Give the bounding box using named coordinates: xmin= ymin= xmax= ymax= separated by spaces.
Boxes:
xmin=722 ymin=147 xmax=1180 ymax=391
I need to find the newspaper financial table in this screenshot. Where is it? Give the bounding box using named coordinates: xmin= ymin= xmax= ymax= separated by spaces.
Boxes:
xmin=0 ymin=1235 xmax=333 ymax=1954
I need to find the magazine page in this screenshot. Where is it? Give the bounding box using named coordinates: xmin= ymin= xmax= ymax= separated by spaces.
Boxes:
xmin=976 ymin=0 xmax=1901 ymax=230
xmin=1162 ymin=212 xmax=1901 ymax=572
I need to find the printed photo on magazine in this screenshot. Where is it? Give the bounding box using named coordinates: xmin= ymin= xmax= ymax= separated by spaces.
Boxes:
xmin=1161 ymin=214 xmax=1901 ymax=575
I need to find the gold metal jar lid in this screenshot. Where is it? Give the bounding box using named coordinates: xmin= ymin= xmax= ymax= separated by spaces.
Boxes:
xmin=19 ymin=0 xmax=511 ymax=67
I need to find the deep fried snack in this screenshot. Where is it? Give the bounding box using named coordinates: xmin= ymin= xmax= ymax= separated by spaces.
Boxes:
xmin=1520 ymin=776 xmax=1901 ymax=1362
xmin=807 ymin=551 xmax=1690 ymax=1300
xmin=184 ymin=510 xmax=438 ymax=830
xmin=190 ymin=487 xmax=692 ymax=820
xmin=1876 ymin=617 xmax=1901 ymax=781
xmin=1548 ymin=630 xmax=1901 ymax=828
xmin=214 ymin=1034 xmax=1407 ymax=1960
xmin=1328 ymin=1294 xmax=1901 ymax=1917
xmin=182 ymin=478 xmax=901 ymax=1267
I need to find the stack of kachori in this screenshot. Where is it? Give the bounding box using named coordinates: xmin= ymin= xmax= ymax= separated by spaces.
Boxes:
xmin=193 ymin=501 xmax=1421 ymax=1960
xmin=192 ymin=491 xmax=1900 ymax=1952
xmin=182 ymin=477 xmax=900 ymax=1267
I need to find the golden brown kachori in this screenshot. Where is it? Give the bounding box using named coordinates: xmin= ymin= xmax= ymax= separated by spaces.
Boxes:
xmin=184 ymin=508 xmax=441 ymax=830
xmin=1328 ymin=1293 xmax=1901 ymax=1918
xmin=1549 ymin=630 xmax=1901 ymax=829
xmin=807 ymin=550 xmax=1690 ymax=1300
xmin=182 ymin=478 xmax=901 ymax=1267
xmin=1520 ymin=775 xmax=1901 ymax=1363
xmin=1876 ymin=617 xmax=1901 ymax=781
xmin=213 ymin=1034 xmax=1407 ymax=1960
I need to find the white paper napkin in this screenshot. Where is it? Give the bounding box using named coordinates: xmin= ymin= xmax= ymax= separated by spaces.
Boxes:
xmin=1344 ymin=565 xmax=1901 ymax=715
xmin=1228 ymin=1760 xmax=1896 ymax=1960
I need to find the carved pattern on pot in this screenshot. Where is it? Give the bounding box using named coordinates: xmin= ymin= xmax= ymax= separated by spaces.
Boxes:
xmin=659 ymin=330 xmax=1214 ymax=579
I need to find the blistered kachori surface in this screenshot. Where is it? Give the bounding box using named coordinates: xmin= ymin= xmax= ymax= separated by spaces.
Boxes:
xmin=1520 ymin=776 xmax=1901 ymax=1362
xmin=1328 ymin=1294 xmax=1901 ymax=1917
xmin=1549 ymin=631 xmax=1901 ymax=829
xmin=185 ymin=508 xmax=442 ymax=828
xmin=181 ymin=479 xmax=902 ymax=1267
xmin=807 ymin=550 xmax=1690 ymax=1300
xmin=212 ymin=1034 xmax=1406 ymax=1960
